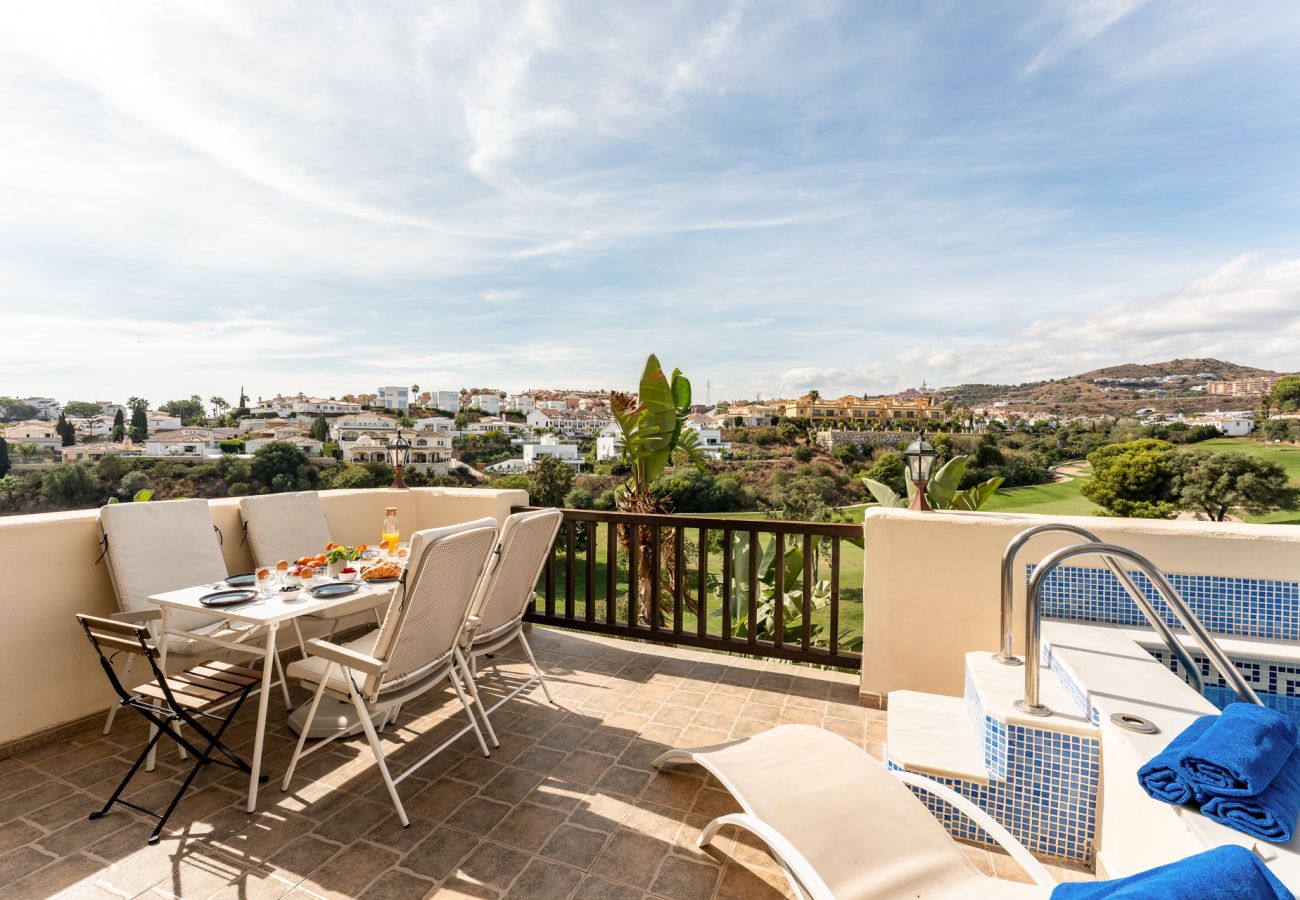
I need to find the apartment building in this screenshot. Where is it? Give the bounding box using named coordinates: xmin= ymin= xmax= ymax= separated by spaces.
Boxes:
xmin=526 ymin=407 xmax=612 ymax=436
xmin=468 ymin=393 xmax=501 ymax=415
xmin=428 ymin=390 xmax=461 ymax=413
xmin=504 ymin=393 xmax=535 ymax=413
xmin=376 ymin=386 xmax=410 ymax=412
xmin=332 ymin=413 xmax=401 ymax=443
xmin=785 ymin=394 xmax=944 ymax=423
xmin=1208 ymin=376 xmax=1283 ymax=397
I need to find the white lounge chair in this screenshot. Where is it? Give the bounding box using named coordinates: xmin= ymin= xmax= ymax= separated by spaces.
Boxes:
xmin=653 ymin=723 xmax=1054 ymax=899
xmin=460 ymin=507 xmax=564 ymax=727
xmin=98 ymin=499 xmax=289 ymax=735
xmin=281 ymin=518 xmax=500 ymax=826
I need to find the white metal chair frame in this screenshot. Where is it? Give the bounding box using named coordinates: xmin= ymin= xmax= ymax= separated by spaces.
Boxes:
xmin=652 ymin=742 xmax=1054 ymax=900
xmin=281 ymin=521 xmax=500 ymax=827
xmin=460 ymin=508 xmax=565 ymax=734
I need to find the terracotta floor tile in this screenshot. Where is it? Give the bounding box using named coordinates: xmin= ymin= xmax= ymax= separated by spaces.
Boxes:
xmin=588 ymin=829 xmax=670 ymax=890
xmin=403 ymin=827 xmax=480 ymax=881
xmin=650 ymin=854 xmax=720 ymax=899
xmin=486 ymin=802 xmax=568 ymax=853
xmin=539 ymin=823 xmax=610 ymax=870
xmin=358 ymin=867 xmax=437 ymax=900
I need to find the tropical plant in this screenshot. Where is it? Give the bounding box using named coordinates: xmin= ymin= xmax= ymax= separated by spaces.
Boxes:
xmin=862 ymin=454 xmax=1003 ymax=510
xmin=708 ymin=533 xmax=861 ymax=652
xmin=608 ymin=354 xmax=708 ymax=625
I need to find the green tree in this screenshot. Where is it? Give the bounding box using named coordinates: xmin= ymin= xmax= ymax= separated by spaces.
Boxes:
xmin=863 ymin=452 xmax=907 ymax=496
xmin=95 ymin=454 xmax=129 ymax=483
xmin=0 ymin=437 xmax=8 ymax=477
xmin=1265 ymin=419 xmax=1292 ymax=442
xmin=1175 ymin=450 xmax=1300 ymax=522
xmin=127 ymin=397 xmax=149 ymax=441
xmin=529 ymin=454 xmax=574 ymax=507
xmin=453 ymin=412 xmax=469 ymax=431
xmin=310 ymin=415 xmax=330 ymax=442
xmin=210 ymin=396 xmax=230 ymax=418
xmin=398 ymin=415 xmax=415 ymax=428
xmin=55 ymin=413 xmax=76 ymax=446
xmin=0 ymin=398 xmax=37 ymax=421
xmin=250 ymin=441 xmax=316 ymax=493
xmin=1267 ymin=376 xmax=1300 ymax=413
xmin=160 ymin=396 xmax=206 ymax=426
xmin=111 ymin=408 xmax=126 ymax=442
xmin=41 ymin=463 xmax=102 ymax=506
xmin=564 ymin=488 xmax=595 ymax=509
xmin=118 ymin=470 xmax=151 ymax=501
xmin=1081 ymin=439 xmax=1180 ymax=519
xmin=0 ymin=474 xmax=21 ymax=506
xmin=63 ymin=401 xmax=102 ymax=418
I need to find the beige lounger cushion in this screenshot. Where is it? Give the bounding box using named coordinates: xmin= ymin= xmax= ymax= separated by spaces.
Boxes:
xmin=678 ymin=724 xmax=1045 ymax=899
xmin=238 ymin=491 xmax=333 ymax=568
xmin=100 ymin=499 xmax=231 ymax=638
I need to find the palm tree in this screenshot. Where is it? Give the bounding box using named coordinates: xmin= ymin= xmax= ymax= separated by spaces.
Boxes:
xmin=210 ymin=396 xmax=230 ymax=418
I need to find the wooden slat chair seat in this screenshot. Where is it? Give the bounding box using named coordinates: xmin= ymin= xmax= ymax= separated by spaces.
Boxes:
xmin=75 ymin=614 xmax=262 ymax=845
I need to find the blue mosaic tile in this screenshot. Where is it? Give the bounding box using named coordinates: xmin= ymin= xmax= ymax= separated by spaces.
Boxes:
xmin=904 ymin=669 xmax=1101 ymax=865
xmin=1032 ymin=565 xmax=1300 ymax=641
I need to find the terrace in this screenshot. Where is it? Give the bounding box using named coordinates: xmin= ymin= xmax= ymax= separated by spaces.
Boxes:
xmin=3 ymin=488 xmax=1300 ymax=896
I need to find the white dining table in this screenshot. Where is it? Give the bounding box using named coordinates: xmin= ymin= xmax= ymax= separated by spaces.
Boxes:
xmin=148 ymin=576 xmax=400 ymax=812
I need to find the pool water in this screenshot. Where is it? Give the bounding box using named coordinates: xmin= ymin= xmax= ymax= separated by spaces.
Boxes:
xmin=1204 ymin=685 xmax=1300 ymax=727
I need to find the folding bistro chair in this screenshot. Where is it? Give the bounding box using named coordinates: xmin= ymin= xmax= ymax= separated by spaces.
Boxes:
xmin=76 ymin=614 xmax=263 ymax=845
xmin=98 ymin=499 xmax=289 ymax=736
xmin=281 ymin=518 xmax=500 ymax=826
xmin=460 ymin=508 xmax=564 ymax=728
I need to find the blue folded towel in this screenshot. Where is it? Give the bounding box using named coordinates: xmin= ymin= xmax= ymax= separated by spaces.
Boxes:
xmin=1051 ymin=845 xmax=1292 ymax=899
xmin=1202 ymin=745 xmax=1300 ymax=843
xmin=1181 ymin=702 xmax=1298 ymax=797
xmin=1138 ymin=715 xmax=1214 ymax=805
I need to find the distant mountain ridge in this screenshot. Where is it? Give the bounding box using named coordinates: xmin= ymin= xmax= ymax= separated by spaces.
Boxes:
xmin=936 ymin=358 xmax=1283 ymax=414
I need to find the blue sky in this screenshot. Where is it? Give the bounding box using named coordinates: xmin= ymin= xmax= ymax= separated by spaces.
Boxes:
xmin=2 ymin=0 xmax=1299 ymax=405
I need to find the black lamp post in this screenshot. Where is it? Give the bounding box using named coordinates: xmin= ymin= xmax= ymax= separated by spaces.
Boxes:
xmin=388 ymin=430 xmax=411 ymax=489
xmin=902 ymin=430 xmax=939 ymax=511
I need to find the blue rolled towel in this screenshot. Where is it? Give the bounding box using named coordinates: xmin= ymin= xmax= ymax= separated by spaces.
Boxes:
xmin=1202 ymin=745 xmax=1300 ymax=843
xmin=1181 ymin=702 xmax=1298 ymax=797
xmin=1138 ymin=716 xmax=1214 ymax=805
xmin=1051 ymin=844 xmax=1292 ymax=899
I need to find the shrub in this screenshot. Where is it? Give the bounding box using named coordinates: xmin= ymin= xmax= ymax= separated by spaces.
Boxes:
xmin=42 ymin=464 xmax=102 ymax=505
xmin=323 ymin=462 xmax=378 ymax=490
xmin=119 ymin=470 xmax=151 ymax=499
xmin=186 ymin=464 xmax=220 ymax=481
xmin=793 ymin=445 xmax=815 ymax=463
xmin=95 ymin=454 xmax=129 ymax=483
xmin=227 ymin=482 xmax=251 ymax=497
xmin=251 ymin=442 xmax=316 ymax=492
xmin=219 ymin=439 xmax=245 ymax=454
xmin=565 ymin=488 xmax=595 ymax=509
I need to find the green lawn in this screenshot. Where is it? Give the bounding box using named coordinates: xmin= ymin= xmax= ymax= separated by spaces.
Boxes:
xmin=981 ymin=477 xmax=1099 ymax=516
xmin=1196 ymin=438 xmax=1300 ymax=481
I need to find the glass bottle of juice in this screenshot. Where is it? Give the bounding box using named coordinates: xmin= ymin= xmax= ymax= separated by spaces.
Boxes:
xmin=381 ymin=507 xmax=400 ymax=557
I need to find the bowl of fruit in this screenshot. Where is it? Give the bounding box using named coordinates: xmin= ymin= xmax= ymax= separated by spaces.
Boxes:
xmin=337 ymin=567 xmax=358 ymax=584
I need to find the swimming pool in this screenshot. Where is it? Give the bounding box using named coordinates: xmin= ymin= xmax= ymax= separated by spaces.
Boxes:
xmin=1204 ymin=685 xmax=1300 ymax=727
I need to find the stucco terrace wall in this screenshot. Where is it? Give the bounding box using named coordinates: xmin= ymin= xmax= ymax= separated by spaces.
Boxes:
xmin=859 ymin=507 xmax=1300 ymax=706
xmin=0 ymin=487 xmax=526 ymax=750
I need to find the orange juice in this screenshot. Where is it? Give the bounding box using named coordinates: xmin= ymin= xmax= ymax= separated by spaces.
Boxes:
xmin=382 ymin=507 xmax=399 ymax=557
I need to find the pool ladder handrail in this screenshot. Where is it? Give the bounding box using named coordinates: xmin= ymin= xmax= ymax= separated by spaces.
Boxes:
xmin=995 ymin=524 xmax=1203 ymax=697
xmin=996 ymin=525 xmax=1261 ymax=714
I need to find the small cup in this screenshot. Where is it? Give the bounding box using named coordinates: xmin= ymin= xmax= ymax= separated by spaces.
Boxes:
xmin=255 ymin=567 xmax=272 ymax=596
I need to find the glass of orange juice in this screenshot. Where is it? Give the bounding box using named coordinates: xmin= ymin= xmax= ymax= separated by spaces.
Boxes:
xmin=382 ymin=507 xmax=400 ymax=557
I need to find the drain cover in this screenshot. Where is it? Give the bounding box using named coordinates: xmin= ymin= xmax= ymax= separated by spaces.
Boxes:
xmin=1110 ymin=712 xmax=1159 ymax=734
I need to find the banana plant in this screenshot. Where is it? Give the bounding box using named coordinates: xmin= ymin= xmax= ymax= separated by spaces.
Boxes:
xmin=708 ymin=532 xmax=858 ymax=650
xmin=107 ymin=489 xmax=154 ymax=504
xmin=863 ymin=454 xmax=1003 ymax=511
xmin=609 ymin=354 xmax=708 ymax=624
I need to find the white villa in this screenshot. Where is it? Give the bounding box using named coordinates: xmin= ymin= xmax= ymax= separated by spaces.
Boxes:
xmin=460 ymin=417 xmax=525 ymax=436
xmin=1189 ymin=411 xmax=1256 ymax=437
xmin=685 ymin=414 xmax=728 ymax=458
xmin=376 ymin=386 xmax=410 ymax=412
xmin=343 ymin=432 xmax=450 ymax=475
xmin=21 ymin=397 xmax=62 ymax=420
xmin=144 ymin=428 xmax=219 ymax=458
xmin=526 ymin=407 xmax=611 ymax=436
xmin=413 ymin=415 xmax=456 ymax=433
xmin=145 ymin=411 xmax=183 ymax=432
xmin=249 ymin=394 xmax=363 ymax=417
xmin=427 ymin=390 xmax=461 ymax=414
xmin=60 ymin=440 xmax=144 ymax=463
xmin=487 ymin=434 xmax=583 ymax=474
xmin=468 ymin=393 xmax=501 ymax=414
xmin=331 ymin=412 xmax=401 ymax=443
xmin=504 ymin=393 xmax=535 ymax=413
xmin=2 ymin=419 xmax=61 ymax=453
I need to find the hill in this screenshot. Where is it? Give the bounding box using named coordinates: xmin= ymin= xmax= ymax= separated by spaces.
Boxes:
xmin=936 ymin=358 xmax=1282 ymax=415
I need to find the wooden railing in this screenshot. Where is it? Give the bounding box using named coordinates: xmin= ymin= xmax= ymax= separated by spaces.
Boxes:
xmin=515 ymin=507 xmax=863 ymax=670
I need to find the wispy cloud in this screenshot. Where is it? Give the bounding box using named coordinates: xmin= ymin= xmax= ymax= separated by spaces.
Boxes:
xmin=1 ymin=2 xmax=1299 ymax=403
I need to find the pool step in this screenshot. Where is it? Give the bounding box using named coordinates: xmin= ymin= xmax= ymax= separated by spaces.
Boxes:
xmin=885 ymin=690 xmax=987 ymax=784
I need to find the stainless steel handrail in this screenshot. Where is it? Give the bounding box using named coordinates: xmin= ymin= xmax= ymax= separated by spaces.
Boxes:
xmin=1017 ymin=542 xmax=1261 ymax=715
xmin=996 ymin=524 xmax=1204 ymax=697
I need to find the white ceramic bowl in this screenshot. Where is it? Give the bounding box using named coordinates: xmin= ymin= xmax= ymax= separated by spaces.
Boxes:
xmin=338 ymin=570 xmax=358 ymax=584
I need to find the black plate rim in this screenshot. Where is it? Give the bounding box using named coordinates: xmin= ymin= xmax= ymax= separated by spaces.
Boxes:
xmin=361 ymin=576 xmax=400 ymax=584
xmin=199 ymin=589 xmax=258 ymax=607
xmin=224 ymin=573 xmax=257 ymax=587
xmin=308 ymin=582 xmax=361 ymax=598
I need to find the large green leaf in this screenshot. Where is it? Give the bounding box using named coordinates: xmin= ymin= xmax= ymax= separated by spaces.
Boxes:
xmin=863 ymin=478 xmax=906 ymax=508
xmin=636 ymin=355 xmax=679 ymax=483
xmin=925 ymin=455 xmax=968 ymax=509
xmin=951 ymin=476 xmax=1004 ymax=510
